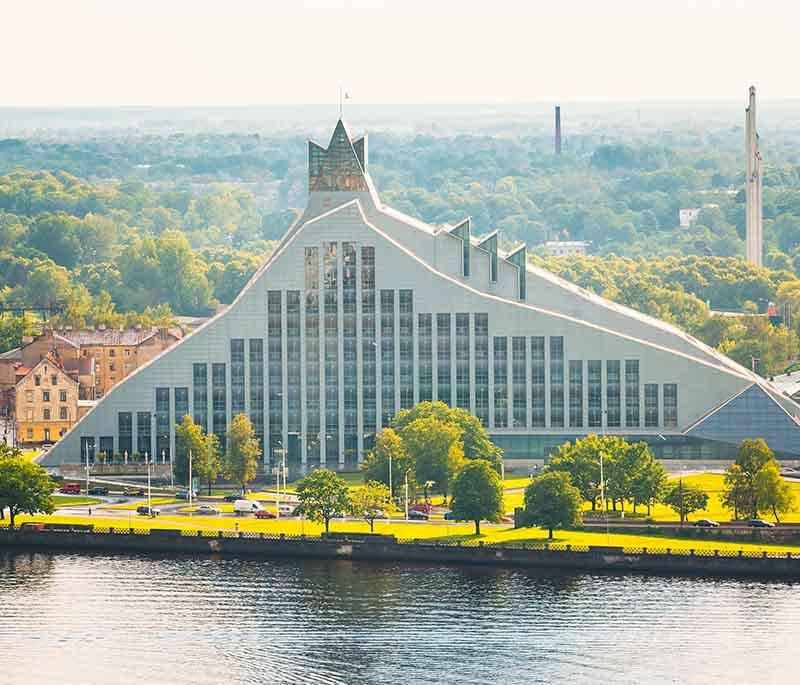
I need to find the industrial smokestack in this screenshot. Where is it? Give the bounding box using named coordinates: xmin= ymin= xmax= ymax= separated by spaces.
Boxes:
xmin=554 ymin=105 xmax=562 ymax=155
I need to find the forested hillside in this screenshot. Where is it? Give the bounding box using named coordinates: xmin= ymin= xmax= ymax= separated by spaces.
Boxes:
xmin=2 ymin=117 xmax=800 ymax=375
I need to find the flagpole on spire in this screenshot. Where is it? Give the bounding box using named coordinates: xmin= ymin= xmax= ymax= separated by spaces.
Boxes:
xmin=339 ymin=84 xmax=343 ymax=120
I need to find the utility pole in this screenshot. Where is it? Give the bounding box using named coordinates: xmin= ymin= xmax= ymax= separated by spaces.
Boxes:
xmin=388 ymin=452 xmax=393 ymax=500
xmin=188 ymin=449 xmax=193 ymax=512
xmin=85 ymin=440 xmax=90 ymax=495
xmin=404 ymin=471 xmax=409 ymax=521
xmin=146 ymin=452 xmax=152 ymax=512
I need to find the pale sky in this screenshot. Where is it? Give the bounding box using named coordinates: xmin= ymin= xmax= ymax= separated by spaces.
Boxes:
xmin=2 ymin=0 xmax=797 ymax=106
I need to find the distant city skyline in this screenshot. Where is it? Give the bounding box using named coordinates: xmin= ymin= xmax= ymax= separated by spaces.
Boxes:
xmin=2 ymin=0 xmax=797 ymax=107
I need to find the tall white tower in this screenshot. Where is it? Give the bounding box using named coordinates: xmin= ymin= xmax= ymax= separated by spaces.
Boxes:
xmin=745 ymin=85 xmax=763 ymax=266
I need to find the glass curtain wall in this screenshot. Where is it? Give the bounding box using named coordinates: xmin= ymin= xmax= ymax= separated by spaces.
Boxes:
xmin=418 ymin=314 xmax=433 ymax=402
xmin=456 ymin=314 xmax=470 ymax=410
xmin=493 ymin=336 xmax=508 ymax=428
xmin=474 ymin=314 xmax=489 ymax=425
xmin=342 ymin=243 xmax=358 ymax=467
xmin=305 ymin=248 xmax=321 ymax=465
xmin=399 ymin=290 xmax=414 ymax=410
xmin=437 ymin=313 xmax=452 ymax=406
xmin=512 ymin=336 xmax=526 ymax=428
xmin=361 ymin=247 xmax=376 ymax=450
xmin=380 ymin=290 xmax=395 ymax=426
xmin=324 ymin=243 xmax=339 ymax=463
xmin=549 ymin=337 xmax=564 ymax=427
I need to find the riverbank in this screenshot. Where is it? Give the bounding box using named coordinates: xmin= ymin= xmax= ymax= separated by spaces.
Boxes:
xmin=3 ymin=526 xmax=800 ymax=579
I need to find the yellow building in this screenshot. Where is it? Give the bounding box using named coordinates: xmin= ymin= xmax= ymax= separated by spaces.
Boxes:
xmin=15 ymin=355 xmax=79 ymax=446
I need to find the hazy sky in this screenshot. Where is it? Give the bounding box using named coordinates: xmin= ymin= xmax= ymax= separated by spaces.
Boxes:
xmin=2 ymin=0 xmax=797 ymax=106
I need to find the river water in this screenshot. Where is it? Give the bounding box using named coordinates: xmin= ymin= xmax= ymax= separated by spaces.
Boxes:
xmin=1 ymin=551 xmax=798 ymax=684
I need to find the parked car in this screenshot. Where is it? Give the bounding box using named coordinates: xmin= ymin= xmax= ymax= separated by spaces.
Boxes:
xmin=443 ymin=511 xmax=456 ymax=521
xmin=410 ymin=503 xmax=433 ymax=515
xmin=223 ymin=493 xmax=242 ymax=503
xmin=88 ymin=486 xmax=109 ymax=496
xmin=59 ymin=483 xmax=81 ymax=495
xmin=255 ymin=509 xmax=276 ymax=519
xmin=747 ymin=518 xmax=775 ymax=528
xmin=123 ymin=487 xmax=145 ymax=497
xmin=136 ymin=505 xmax=161 ymax=517
xmin=175 ymin=490 xmax=197 ymax=500
xmin=694 ymin=519 xmax=720 ymax=528
xmin=40 ymin=443 xmax=54 ymax=453
xmin=408 ymin=510 xmax=429 ymax=521
xmin=233 ymin=499 xmax=263 ymax=516
xmin=195 ymin=505 xmax=220 ymax=516
xmin=278 ymin=503 xmax=297 ymax=516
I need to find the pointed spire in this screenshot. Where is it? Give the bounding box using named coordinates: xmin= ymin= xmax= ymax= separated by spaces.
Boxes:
xmin=308 ymin=120 xmax=369 ymax=193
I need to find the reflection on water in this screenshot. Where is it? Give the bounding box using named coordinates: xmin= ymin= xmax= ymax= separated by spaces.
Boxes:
xmin=1 ymin=551 xmax=799 ymax=684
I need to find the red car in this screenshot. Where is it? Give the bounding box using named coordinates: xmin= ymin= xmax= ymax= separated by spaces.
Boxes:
xmin=254 ymin=509 xmax=276 ymax=519
xmin=59 ymin=483 xmax=81 ymax=495
xmin=410 ymin=503 xmax=432 ymax=515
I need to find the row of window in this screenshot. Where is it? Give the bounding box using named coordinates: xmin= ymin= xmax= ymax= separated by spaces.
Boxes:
xmin=23 ymin=406 xmax=70 ymax=421
xmin=32 ymin=374 xmax=60 ymax=387
xmin=25 ymin=390 xmax=68 ymax=403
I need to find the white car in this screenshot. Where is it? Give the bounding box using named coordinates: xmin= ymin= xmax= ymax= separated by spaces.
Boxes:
xmin=195 ymin=505 xmax=221 ymax=516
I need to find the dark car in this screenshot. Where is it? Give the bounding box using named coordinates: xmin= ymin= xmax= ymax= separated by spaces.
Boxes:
xmin=123 ymin=487 xmax=145 ymax=497
xmin=694 ymin=519 xmax=720 ymax=528
xmin=408 ymin=510 xmax=429 ymax=521
xmin=443 ymin=511 xmax=456 ymax=521
xmin=747 ymin=518 xmax=775 ymax=528
xmin=136 ymin=505 xmax=161 ymax=517
xmin=88 ymin=486 xmax=109 ymax=496
xmin=223 ymin=493 xmax=241 ymax=503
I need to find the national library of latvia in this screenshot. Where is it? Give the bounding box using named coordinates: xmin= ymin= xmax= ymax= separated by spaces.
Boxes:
xmin=43 ymin=119 xmax=800 ymax=470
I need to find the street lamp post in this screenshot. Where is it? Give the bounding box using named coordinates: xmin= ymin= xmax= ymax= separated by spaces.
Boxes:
xmin=85 ymin=440 xmax=90 ymax=495
xmin=145 ymin=451 xmax=152 ymax=512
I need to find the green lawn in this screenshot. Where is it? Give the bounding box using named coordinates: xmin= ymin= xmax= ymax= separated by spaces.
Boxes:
xmin=103 ymin=497 xmax=180 ymax=510
xmin=51 ymin=496 xmax=101 ymax=507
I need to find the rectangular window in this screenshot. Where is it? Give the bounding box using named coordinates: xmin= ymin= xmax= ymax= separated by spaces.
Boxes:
xmin=59 ymin=389 xmax=67 ymax=403
xmin=42 ymin=390 xmax=50 ymax=402
xmin=34 ymin=376 xmax=40 ymax=386
xmin=324 ymin=244 xmax=339 ymax=461
xmin=549 ymin=337 xmax=564 ymax=428
xmin=174 ymin=387 xmax=189 ymax=423
xmin=380 ymin=289 xmax=395 ymax=426
xmin=51 ymin=375 xmax=57 ymax=386
xmin=59 ymin=406 xmax=68 ymax=420
xmin=26 ymin=408 xmax=33 ymax=421
xmin=156 ymin=387 xmax=170 ymax=461
xmin=399 ymin=290 xmax=414 ymax=410
xmin=231 ymin=339 xmax=245 ymax=416
xmin=531 ymin=337 xmax=545 ymax=428
xmin=342 ymin=244 xmax=357 ymax=467
xmin=136 ymin=411 xmax=151 ymax=457
xmin=287 ymin=290 xmax=302 ymax=447
xmin=456 ymin=313 xmax=470 ymax=410
xmin=268 ymin=289 xmax=284 ymax=463
xmin=25 ymin=390 xmax=33 ymax=403
xmin=512 ymin=336 xmax=526 ymax=428
xmin=588 ymin=360 xmax=602 ymax=428
xmin=118 ymin=412 xmax=133 ymax=456
xmin=249 ymin=339 xmax=265 ymax=457
xmin=606 ymin=360 xmax=621 ymax=428
xmin=193 ymin=363 xmax=208 ymax=431
xmin=361 ymin=246 xmax=376 ymax=450
xmin=212 ymin=362 xmax=227 ymax=449
xmin=418 ymin=313 xmax=433 ymax=403
xmin=306 ymin=247 xmax=321 ymax=465
xmin=474 ymin=313 xmax=489 ymax=425
xmin=625 ymin=360 xmax=640 ymax=428
xmin=43 ymin=408 xmax=51 ymax=420
xmin=645 ymin=383 xmax=659 ymax=428
xmin=437 ymin=313 xmax=452 ymax=406
xmin=493 ymin=336 xmax=508 ymax=428
xmin=569 ymin=360 xmax=583 ymax=428
xmin=664 ymin=384 xmax=678 ymax=428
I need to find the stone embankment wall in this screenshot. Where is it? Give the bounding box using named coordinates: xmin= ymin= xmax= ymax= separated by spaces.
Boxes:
xmin=1 ymin=529 xmax=799 ymax=579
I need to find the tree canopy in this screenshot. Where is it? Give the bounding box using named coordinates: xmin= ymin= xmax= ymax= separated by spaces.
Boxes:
xmin=296 ymin=468 xmax=350 ymax=533
xmin=0 ymin=447 xmax=55 ymax=527
xmin=523 ymin=472 xmax=583 ymax=539
xmin=450 ymin=459 xmax=504 ymax=535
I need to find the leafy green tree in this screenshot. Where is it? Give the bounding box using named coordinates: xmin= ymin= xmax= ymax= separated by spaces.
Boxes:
xmin=0 ymin=449 xmax=55 ymax=528
xmin=361 ymin=428 xmax=413 ymax=498
xmin=223 ymin=414 xmax=261 ymax=493
xmin=450 ymin=459 xmax=504 ymax=535
xmin=296 ymin=468 xmax=350 ymax=533
xmin=195 ymin=433 xmax=222 ymax=496
xmin=0 ymin=314 xmax=36 ymax=354
xmin=400 ymin=417 xmax=464 ymax=502
xmin=523 ymin=471 xmax=583 ymax=539
xmin=722 ymin=439 xmax=777 ymax=519
xmin=391 ymin=401 xmax=502 ymax=470
xmin=754 ymin=461 xmax=794 ymax=523
xmin=663 ymin=481 xmax=708 ymax=524
xmin=721 ymin=463 xmax=749 ymax=520
xmin=629 ymin=456 xmax=668 ymax=515
xmin=348 ymin=481 xmax=393 ymax=532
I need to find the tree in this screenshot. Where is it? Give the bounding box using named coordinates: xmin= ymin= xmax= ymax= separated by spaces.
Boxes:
xmin=722 ymin=439 xmax=778 ymax=519
xmin=361 ymin=428 xmax=413 ymax=498
xmin=754 ymin=461 xmax=794 ymax=523
xmin=629 ymin=456 xmax=667 ymax=515
xmin=195 ymin=432 xmax=222 ymax=496
xmin=391 ymin=401 xmax=503 ymax=470
xmin=663 ymin=481 xmax=708 ymax=524
xmin=348 ymin=481 xmax=394 ymax=532
xmin=721 ymin=463 xmax=749 ymax=520
xmin=450 ymin=459 xmax=504 ymax=535
xmin=400 ymin=417 xmax=464 ymax=502
xmin=523 ymin=472 xmax=583 ymax=539
xmin=223 ymin=414 xmax=261 ymax=493
xmin=174 ymin=414 xmax=205 ymax=483
xmin=0 ymin=450 xmax=55 ymax=528
xmin=296 ymin=468 xmax=350 ymax=533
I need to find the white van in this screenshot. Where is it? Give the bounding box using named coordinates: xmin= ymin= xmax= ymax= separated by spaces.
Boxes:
xmin=278 ymin=503 xmax=296 ymax=516
xmin=233 ymin=499 xmax=263 ymax=516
